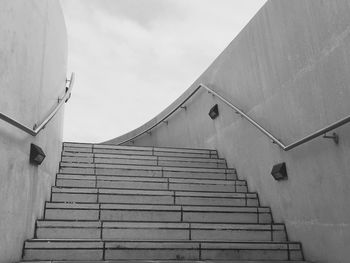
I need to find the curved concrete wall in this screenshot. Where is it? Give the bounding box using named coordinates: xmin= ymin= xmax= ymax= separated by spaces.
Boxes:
xmin=108 ymin=1 xmax=350 ymax=262
xmin=0 ymin=1 xmax=67 ymax=262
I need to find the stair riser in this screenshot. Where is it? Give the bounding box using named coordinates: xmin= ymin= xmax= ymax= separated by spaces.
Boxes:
xmin=63 ymin=149 xmax=218 ymax=159
xmin=52 ymin=193 xmax=98 ymax=203
xmin=63 ymin=144 xmax=217 ymax=154
xmin=102 ymin=181 xmax=168 ymax=190
xmin=56 ymin=180 xmax=169 ymax=189
xmin=36 ymin=227 xmax=286 ymax=241
xmin=202 ymin=250 xmax=291 ymax=261
xmin=24 ymin=249 xmax=103 ymax=261
xmin=101 ymin=210 xmax=180 ymax=222
xmin=183 ymin=212 xmax=271 ymax=224
xmin=105 ymin=249 xmax=198 ymax=260
xmin=51 ymin=193 xmax=258 ymax=207
xmin=165 ymin=171 xmax=235 ymax=180
xmin=55 ymin=180 xmax=244 ymax=192
xmin=56 ymin=174 xmax=238 ymax=184
xmin=56 ymin=179 xmax=96 ymax=188
xmin=44 ymin=209 xmax=271 ymax=223
xmin=60 ymin=167 xmax=161 ymax=177
xmin=24 ymin=247 xmax=302 ymax=261
xmin=61 ymin=158 xmax=226 ymax=169
xmin=192 ymin=229 xmax=286 ymax=241
xmin=60 ymin=168 xmax=237 ymax=180
xmin=45 ymin=210 xmax=99 ymax=221
xmin=59 ymin=164 xmax=231 ymax=174
xmin=100 ymin=195 xmax=174 ymax=205
xmin=161 ymin=161 xmax=225 ymax=168
xmin=37 ymin=228 xmax=101 ymax=239
xmin=177 ymin=196 xmax=258 ymax=207
xmin=63 ymin=153 xmax=225 ymax=164
xmin=169 ymin=184 xmax=246 ymax=193
xmin=106 ymin=249 xmax=301 ymax=261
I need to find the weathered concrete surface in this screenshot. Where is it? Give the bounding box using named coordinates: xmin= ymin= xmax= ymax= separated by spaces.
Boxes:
xmin=0 ymin=1 xmax=67 ymax=262
xmin=107 ymin=1 xmax=350 ymax=262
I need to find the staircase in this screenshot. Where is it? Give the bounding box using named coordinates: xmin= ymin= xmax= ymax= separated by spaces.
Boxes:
xmin=21 ymin=142 xmax=307 ymax=262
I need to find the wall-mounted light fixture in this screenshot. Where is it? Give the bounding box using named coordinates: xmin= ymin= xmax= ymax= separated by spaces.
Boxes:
xmin=30 ymin=143 xmax=46 ymax=165
xmin=270 ymin=162 xmax=287 ymax=181
xmin=208 ymin=104 xmax=219 ymax=120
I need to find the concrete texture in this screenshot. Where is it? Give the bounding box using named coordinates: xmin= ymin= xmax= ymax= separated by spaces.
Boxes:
xmin=0 ymin=1 xmax=67 ymax=262
xmin=107 ymin=1 xmax=350 ymax=262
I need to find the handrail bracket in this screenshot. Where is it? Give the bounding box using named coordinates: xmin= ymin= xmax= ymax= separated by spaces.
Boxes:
xmin=323 ymin=132 xmax=339 ymax=145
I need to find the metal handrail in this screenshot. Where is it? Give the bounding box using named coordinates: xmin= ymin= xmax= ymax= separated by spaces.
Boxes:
xmin=0 ymin=72 xmax=75 ymax=136
xmin=119 ymin=83 xmax=350 ymax=151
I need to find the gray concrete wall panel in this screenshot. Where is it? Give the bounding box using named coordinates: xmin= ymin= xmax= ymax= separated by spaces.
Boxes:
xmin=0 ymin=1 xmax=67 ymax=262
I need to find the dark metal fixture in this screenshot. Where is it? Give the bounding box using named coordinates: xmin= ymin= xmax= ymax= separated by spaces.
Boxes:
xmin=209 ymin=104 xmax=219 ymax=119
xmin=30 ymin=143 xmax=46 ymax=165
xmin=323 ymin=132 xmax=339 ymax=144
xmin=271 ymin=162 xmax=287 ymax=181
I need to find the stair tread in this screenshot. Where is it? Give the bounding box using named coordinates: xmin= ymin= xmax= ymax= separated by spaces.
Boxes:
xmin=60 ymin=163 xmax=234 ymax=172
xmin=26 ymin=239 xmax=301 ymax=245
xmin=57 ymin=173 xmax=236 ymax=182
xmin=21 ymin=261 xmax=310 ymax=263
xmin=59 ymin=172 xmax=236 ymax=181
xmin=52 ymin=187 xmax=245 ymax=194
xmin=37 ymin=220 xmax=284 ymax=229
xmin=45 ymin=202 xmax=269 ymax=212
xmin=51 ymin=187 xmax=255 ymax=197
xmin=64 ymin=162 xmax=226 ymax=169
xmin=57 ymin=173 xmax=241 ymax=185
xmin=62 ymin=157 xmax=226 ymax=165
xmin=57 ymin=175 xmax=240 ymax=185
xmin=63 ymin=142 xmax=217 ymax=153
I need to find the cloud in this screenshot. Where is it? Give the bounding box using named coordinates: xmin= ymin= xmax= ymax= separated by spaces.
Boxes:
xmin=60 ymin=0 xmax=266 ymax=143
xmin=86 ymin=0 xmax=186 ymax=28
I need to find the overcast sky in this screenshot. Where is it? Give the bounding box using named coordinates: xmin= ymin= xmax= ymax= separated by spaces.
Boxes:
xmin=59 ymin=0 xmax=266 ymax=143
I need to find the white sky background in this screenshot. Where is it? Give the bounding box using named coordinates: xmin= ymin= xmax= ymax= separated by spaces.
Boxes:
xmin=60 ymin=0 xmax=266 ymax=143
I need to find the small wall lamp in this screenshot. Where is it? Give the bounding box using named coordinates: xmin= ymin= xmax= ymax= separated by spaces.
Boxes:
xmin=270 ymin=162 xmax=287 ymax=181
xmin=30 ymin=143 xmax=46 ymax=165
xmin=209 ymin=104 xmax=219 ymax=120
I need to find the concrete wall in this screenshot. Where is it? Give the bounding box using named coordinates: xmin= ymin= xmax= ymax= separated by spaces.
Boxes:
xmin=0 ymin=1 xmax=67 ymax=262
xmin=108 ymin=1 xmax=350 ymax=262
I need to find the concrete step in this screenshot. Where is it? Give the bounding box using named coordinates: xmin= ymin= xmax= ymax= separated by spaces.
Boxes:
xmin=44 ymin=203 xmax=271 ymax=223
xmin=55 ymin=176 xmax=247 ymax=192
xmin=36 ymin=221 xmax=286 ymax=241
xmin=63 ymin=150 xmax=218 ymax=159
xmin=36 ymin=221 xmax=101 ymax=239
xmin=63 ymin=142 xmax=216 ymax=154
xmin=56 ymin=173 xmax=238 ymax=186
xmin=169 ymin=181 xmax=246 ymax=193
xmin=63 ymin=144 xmax=219 ymax=159
xmin=56 ymin=173 xmax=240 ymax=184
xmin=51 ymin=187 xmax=259 ymax=206
xmin=20 ymin=261 xmax=310 ymax=263
xmin=62 ymin=155 xmax=227 ymax=169
xmin=63 ymin=152 xmax=224 ymax=164
xmin=59 ymin=166 xmax=237 ymax=180
xmin=23 ymin=240 xmax=303 ymax=261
